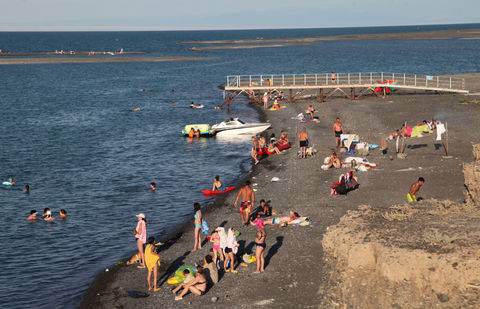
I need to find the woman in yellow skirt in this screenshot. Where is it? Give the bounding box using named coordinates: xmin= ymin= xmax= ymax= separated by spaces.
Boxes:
xmin=145 ymin=236 xmax=161 ymax=292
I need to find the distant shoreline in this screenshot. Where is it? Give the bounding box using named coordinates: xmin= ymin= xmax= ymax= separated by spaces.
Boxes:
xmin=184 ymin=28 xmax=480 ymax=51
xmin=0 ymin=56 xmax=209 ymax=65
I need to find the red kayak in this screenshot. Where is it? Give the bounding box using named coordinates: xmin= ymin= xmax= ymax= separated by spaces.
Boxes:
xmin=201 ymin=186 xmax=236 ymax=196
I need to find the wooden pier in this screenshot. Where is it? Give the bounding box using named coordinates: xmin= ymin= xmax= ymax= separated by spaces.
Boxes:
xmin=222 ymin=72 xmax=468 ymax=105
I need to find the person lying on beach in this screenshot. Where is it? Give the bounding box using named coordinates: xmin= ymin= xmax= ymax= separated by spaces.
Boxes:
xmin=224 ymin=228 xmax=239 ymax=273
xmin=407 ymin=177 xmax=425 ymax=203
xmin=203 ymin=254 xmax=218 ymax=284
xmin=234 ymin=181 xmax=255 ymax=225
xmin=149 ymin=181 xmax=157 ymax=192
xmin=145 ymin=236 xmax=161 ymax=292
xmin=172 ymin=269 xmax=195 ymax=295
xmin=209 ymin=230 xmax=222 ymax=264
xmin=175 ymin=266 xmax=207 ymax=300
xmin=212 ymin=175 xmax=222 ymax=191
xmin=59 ymin=209 xmax=67 ymax=219
xmin=43 ymin=208 xmax=54 ymax=222
xmin=264 ymin=211 xmax=300 ymax=226
xmin=27 ymin=210 xmax=37 ymax=221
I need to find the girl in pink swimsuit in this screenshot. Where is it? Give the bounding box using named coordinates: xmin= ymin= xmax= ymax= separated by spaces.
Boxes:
xmin=209 ymin=230 xmax=222 ymax=264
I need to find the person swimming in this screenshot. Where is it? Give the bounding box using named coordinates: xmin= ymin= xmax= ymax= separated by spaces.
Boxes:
xmin=27 ymin=210 xmax=37 ymax=221
xmin=43 ymin=208 xmax=54 ymax=222
xmin=23 ymin=184 xmax=30 ymax=193
xmin=212 ymin=175 xmax=223 ymax=191
xmin=150 ymin=181 xmax=157 ymax=192
xmin=59 ymin=209 xmax=67 ymax=219
xmin=188 ymin=127 xmax=195 ymax=138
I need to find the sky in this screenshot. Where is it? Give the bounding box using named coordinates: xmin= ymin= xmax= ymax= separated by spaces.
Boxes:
xmin=0 ymin=0 xmax=479 ymax=31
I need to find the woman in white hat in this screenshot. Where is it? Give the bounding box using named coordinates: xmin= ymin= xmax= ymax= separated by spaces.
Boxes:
xmin=134 ymin=213 xmax=147 ymax=268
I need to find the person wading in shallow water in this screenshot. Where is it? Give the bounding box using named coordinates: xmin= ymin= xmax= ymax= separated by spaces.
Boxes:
xmin=234 ymin=180 xmax=255 ymax=225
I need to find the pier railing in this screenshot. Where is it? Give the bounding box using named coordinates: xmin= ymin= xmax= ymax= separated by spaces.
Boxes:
xmin=225 ymin=72 xmax=467 ymax=93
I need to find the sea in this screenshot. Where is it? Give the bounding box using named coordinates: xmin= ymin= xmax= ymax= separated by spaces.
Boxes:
xmin=1 ymin=24 xmax=480 ymax=309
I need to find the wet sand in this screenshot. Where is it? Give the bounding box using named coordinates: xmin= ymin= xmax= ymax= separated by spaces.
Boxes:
xmin=80 ymin=83 xmax=480 ymax=308
xmin=184 ymin=28 xmax=480 ymax=51
xmin=0 ymin=56 xmax=209 ymax=65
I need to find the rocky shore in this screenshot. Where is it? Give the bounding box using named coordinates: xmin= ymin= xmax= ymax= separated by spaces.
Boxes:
xmin=81 ymin=88 xmax=480 ymax=308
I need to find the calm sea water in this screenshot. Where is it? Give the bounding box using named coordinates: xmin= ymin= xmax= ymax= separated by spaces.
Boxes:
xmin=1 ymin=24 xmax=480 ymax=309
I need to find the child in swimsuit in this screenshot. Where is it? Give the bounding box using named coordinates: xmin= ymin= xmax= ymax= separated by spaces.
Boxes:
xmin=209 ymin=230 xmax=222 ymax=264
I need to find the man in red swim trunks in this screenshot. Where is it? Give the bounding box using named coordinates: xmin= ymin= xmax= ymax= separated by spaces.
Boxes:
xmin=234 ymin=180 xmax=255 ymax=225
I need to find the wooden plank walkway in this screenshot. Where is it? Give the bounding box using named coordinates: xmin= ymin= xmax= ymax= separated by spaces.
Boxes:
xmin=224 ymin=72 xmax=469 ymax=94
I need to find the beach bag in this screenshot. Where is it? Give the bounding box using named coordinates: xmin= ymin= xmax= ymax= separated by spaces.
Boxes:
xmin=201 ymin=220 xmax=209 ymax=235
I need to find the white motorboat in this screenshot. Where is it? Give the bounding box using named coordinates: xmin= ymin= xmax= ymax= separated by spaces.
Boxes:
xmin=212 ymin=118 xmax=271 ymax=137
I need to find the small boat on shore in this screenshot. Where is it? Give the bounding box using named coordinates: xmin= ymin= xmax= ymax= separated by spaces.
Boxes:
xmin=212 ymin=118 xmax=271 ymax=137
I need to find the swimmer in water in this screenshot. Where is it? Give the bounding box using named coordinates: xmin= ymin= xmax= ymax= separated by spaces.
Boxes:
xmin=27 ymin=210 xmax=37 ymax=221
xmin=23 ymin=184 xmax=30 ymax=193
xmin=43 ymin=208 xmax=54 ymax=222
xmin=59 ymin=209 xmax=67 ymax=219
xmin=150 ymin=181 xmax=157 ymax=192
xmin=194 ymin=129 xmax=201 ymax=138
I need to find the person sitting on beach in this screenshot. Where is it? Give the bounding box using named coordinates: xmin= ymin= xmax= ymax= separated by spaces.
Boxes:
xmin=145 ymin=236 xmax=161 ymax=292
xmin=251 ymin=136 xmax=260 ymax=165
xmin=59 ymin=209 xmax=67 ymax=219
xmin=43 ymin=208 xmax=54 ymax=222
xmin=27 ymin=210 xmax=37 ymax=221
xmin=298 ymin=127 xmax=309 ymax=159
xmin=305 ymin=104 xmax=316 ymax=119
xmin=272 ymin=99 xmax=281 ymax=110
xmin=326 ymin=152 xmax=342 ymax=169
xmin=234 ymin=181 xmax=255 ymax=225
xmin=172 ymin=269 xmax=194 ymax=295
xmin=333 ymin=117 xmax=343 ymax=148
xmin=252 ymin=199 xmax=272 ymax=218
xmin=175 ymin=266 xmax=207 ymax=300
xmin=203 ymin=254 xmax=218 ymax=284
xmin=275 ymin=131 xmax=291 ymax=151
xmin=188 ymin=128 xmax=195 ymax=138
xmin=224 ymin=228 xmax=239 ymax=273
xmin=150 ymin=181 xmax=157 ymax=192
xmin=407 ymin=177 xmax=425 ymax=203
xmin=266 ymin=142 xmax=281 ymax=155
xmin=209 ymin=230 xmax=222 ymax=264
xmin=212 ymin=175 xmax=223 ymax=192
xmin=23 ymin=184 xmax=30 ymax=193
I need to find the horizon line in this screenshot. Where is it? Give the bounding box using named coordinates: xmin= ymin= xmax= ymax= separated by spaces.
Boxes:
xmin=0 ymin=21 xmax=479 ymax=32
